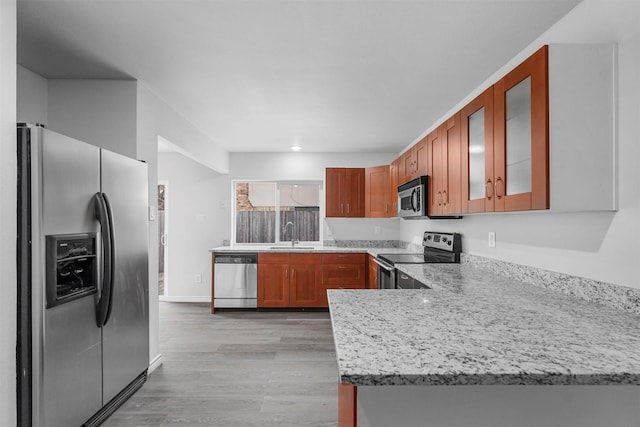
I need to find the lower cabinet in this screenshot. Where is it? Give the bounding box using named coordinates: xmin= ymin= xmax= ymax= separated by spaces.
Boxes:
xmin=289 ymin=258 xmax=323 ymax=307
xmin=258 ymin=253 xmax=322 ymax=307
xmin=319 ymin=253 xmax=366 ymax=306
xmin=366 ymin=254 xmax=378 ymax=289
xmin=258 ymin=252 xmax=366 ymax=308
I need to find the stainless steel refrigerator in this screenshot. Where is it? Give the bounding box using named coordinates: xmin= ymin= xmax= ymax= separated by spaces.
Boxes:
xmin=17 ymin=123 xmax=150 ymax=427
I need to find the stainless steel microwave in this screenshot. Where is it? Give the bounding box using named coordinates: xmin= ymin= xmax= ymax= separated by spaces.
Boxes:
xmin=397 ymin=176 xmax=428 ymax=218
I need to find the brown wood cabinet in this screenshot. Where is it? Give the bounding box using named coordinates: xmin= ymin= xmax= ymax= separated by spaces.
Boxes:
xmin=289 ymin=256 xmax=323 ymax=307
xmin=461 ymin=86 xmax=495 ymax=213
xmin=389 ymin=157 xmax=400 ymax=217
xmin=258 ymin=253 xmax=293 ymax=307
xmin=428 ymin=113 xmax=462 ymax=216
xmin=326 ymin=168 xmax=365 ymax=218
xmin=319 ymin=253 xmax=366 ymax=306
xmin=399 ymin=138 xmax=428 ymax=183
xmin=364 ymin=165 xmax=390 ymax=218
xmin=366 ymin=254 xmax=378 ymax=289
xmin=259 ymin=252 xmax=365 ymax=308
xmin=493 ymin=45 xmax=549 ymax=212
xmin=258 ymin=253 xmax=322 ymax=307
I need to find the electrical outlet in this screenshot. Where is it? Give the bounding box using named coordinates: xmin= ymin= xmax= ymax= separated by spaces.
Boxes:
xmin=488 ymin=232 xmax=496 ymax=248
xmin=195 ymin=274 xmax=202 ymax=283
xmin=374 ymin=226 xmax=381 ymax=235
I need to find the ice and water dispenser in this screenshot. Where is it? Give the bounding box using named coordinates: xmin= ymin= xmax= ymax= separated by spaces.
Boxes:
xmin=45 ymin=233 xmax=98 ymax=308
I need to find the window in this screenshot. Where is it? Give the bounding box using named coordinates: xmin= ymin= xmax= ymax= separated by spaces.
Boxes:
xmin=233 ymin=181 xmax=321 ymax=244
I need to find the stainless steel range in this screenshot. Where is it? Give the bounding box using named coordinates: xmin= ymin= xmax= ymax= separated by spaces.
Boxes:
xmin=374 ymin=231 xmax=461 ymax=289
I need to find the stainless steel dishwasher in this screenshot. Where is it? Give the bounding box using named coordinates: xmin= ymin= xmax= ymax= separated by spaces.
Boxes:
xmin=213 ymin=253 xmax=258 ymax=308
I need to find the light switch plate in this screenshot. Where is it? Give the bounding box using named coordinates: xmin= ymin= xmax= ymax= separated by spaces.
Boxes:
xmin=149 ymin=205 xmax=157 ymax=221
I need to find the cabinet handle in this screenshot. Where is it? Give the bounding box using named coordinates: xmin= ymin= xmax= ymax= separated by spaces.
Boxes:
xmin=442 ymin=190 xmax=448 ymax=205
xmin=341 ymin=204 xmax=344 ymax=214
xmin=347 ymin=203 xmax=350 ymax=213
xmin=285 ymin=269 xmax=288 ymax=279
xmin=385 ymin=202 xmax=388 ymax=213
xmin=292 ymin=269 xmax=295 ymax=279
xmin=495 ymin=177 xmax=504 ymax=199
xmin=437 ymin=191 xmax=442 ymax=206
xmin=338 ymin=266 xmax=349 ymax=270
xmin=486 ymin=179 xmax=494 ymax=200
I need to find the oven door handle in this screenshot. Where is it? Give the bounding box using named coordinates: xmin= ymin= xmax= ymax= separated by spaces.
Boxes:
xmin=373 ymin=257 xmax=395 ymax=272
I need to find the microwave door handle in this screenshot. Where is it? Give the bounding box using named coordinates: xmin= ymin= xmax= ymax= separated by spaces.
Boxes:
xmin=410 ymin=188 xmax=417 ymax=212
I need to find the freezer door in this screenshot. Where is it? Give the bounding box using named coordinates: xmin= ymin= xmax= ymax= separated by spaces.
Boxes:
xmin=38 ymin=128 xmax=103 ymax=426
xmin=100 ymin=149 xmax=149 ymax=404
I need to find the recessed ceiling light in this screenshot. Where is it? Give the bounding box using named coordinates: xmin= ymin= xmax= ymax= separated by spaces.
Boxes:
xmin=291 ymin=145 xmax=302 ymax=152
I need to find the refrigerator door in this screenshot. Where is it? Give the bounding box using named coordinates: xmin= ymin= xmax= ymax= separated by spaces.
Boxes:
xmin=100 ymin=149 xmax=149 ymax=404
xmin=38 ymin=128 xmax=103 ymax=426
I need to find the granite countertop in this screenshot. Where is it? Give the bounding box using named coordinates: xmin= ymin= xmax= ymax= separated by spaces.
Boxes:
xmin=210 ymin=245 xmax=417 ymax=256
xmin=328 ymin=263 xmax=640 ymax=387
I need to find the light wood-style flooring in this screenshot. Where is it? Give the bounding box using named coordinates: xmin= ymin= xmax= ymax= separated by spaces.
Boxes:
xmin=103 ymin=303 xmax=338 ymax=427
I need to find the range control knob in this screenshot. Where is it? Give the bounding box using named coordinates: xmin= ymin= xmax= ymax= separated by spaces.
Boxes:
xmin=426 ymin=235 xmax=432 ymax=240
xmin=447 ymin=241 xmax=452 ymax=246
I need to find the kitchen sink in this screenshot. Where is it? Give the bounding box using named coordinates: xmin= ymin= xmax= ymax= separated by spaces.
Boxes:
xmin=269 ymin=246 xmax=316 ymax=250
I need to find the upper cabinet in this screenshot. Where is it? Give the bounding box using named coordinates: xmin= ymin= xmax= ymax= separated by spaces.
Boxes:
xmin=365 ymin=165 xmax=391 ymax=218
xmin=493 ymin=45 xmax=549 ymax=212
xmin=326 ymin=168 xmax=365 ymax=218
xmin=461 ymin=87 xmax=494 ymax=213
xmin=428 ymin=113 xmax=462 ymax=217
xmin=389 ymin=157 xmax=400 ymax=217
xmin=399 ymin=138 xmax=428 ymax=183
xmin=460 ymin=44 xmax=616 ymax=214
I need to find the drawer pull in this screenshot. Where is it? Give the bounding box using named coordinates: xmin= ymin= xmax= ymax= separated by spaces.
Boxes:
xmin=338 ymin=266 xmax=349 ymax=270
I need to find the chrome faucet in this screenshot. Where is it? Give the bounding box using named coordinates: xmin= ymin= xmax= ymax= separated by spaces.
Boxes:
xmin=284 ymin=221 xmax=297 ymax=247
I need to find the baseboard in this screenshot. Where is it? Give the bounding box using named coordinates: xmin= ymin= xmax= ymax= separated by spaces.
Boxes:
xmin=159 ymin=296 xmax=211 ymax=303
xmin=148 ymin=353 xmax=163 ymax=374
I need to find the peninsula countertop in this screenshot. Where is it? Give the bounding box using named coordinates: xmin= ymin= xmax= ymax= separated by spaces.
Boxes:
xmin=328 ymin=263 xmax=640 ymax=387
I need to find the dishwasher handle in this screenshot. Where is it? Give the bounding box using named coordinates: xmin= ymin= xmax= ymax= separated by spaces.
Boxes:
xmin=214 ymin=253 xmax=258 ymax=264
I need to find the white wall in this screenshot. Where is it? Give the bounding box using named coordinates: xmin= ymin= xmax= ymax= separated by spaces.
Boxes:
xmin=401 ymin=1 xmax=640 ymax=289
xmin=325 ymin=217 xmax=401 ymax=241
xmin=48 ymin=79 xmax=138 ymax=157
xmin=17 ymin=65 xmax=48 ymax=125
xmin=137 ymin=84 xmax=229 ymax=174
xmin=0 ymin=0 xmax=17 ymax=424
xmin=158 ymin=152 xmax=221 ymax=299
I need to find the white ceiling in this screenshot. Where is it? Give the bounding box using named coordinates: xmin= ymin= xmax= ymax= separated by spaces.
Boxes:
xmin=17 ymin=0 xmax=581 ymax=154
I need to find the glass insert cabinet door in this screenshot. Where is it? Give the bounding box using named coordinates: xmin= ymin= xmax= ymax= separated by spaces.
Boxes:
xmin=493 ymin=45 xmax=549 ymax=212
xmin=461 ymin=87 xmax=494 ymax=213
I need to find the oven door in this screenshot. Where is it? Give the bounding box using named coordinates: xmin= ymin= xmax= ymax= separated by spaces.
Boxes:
xmin=396 ymin=271 xmax=414 ymax=289
xmin=373 ymin=258 xmax=396 ymax=289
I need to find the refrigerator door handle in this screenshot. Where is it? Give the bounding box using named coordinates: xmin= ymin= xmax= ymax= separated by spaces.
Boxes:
xmin=94 ymin=192 xmax=115 ymax=327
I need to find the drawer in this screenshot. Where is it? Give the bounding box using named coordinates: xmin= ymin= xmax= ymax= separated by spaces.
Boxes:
xmin=322 ymin=264 xmax=365 ymax=286
xmin=322 ymin=253 xmax=365 ymax=264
